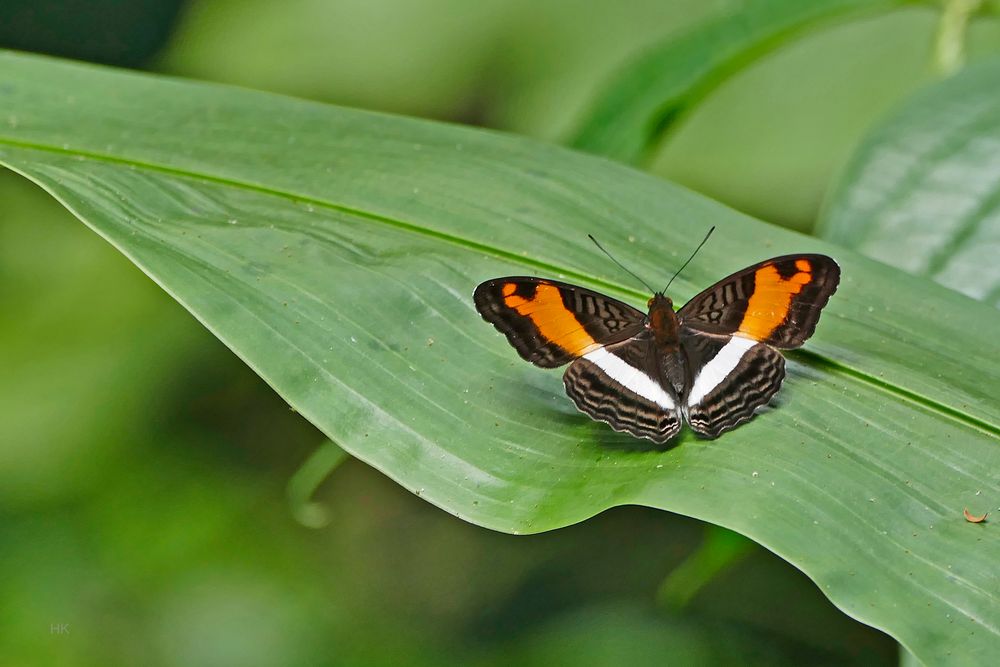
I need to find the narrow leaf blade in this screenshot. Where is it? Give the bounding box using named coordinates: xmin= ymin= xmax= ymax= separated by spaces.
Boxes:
xmin=568 ymin=0 xmax=903 ymax=163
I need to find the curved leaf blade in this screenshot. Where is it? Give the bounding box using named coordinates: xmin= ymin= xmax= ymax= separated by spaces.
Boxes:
xmin=819 ymin=56 xmax=1000 ymax=306
xmin=568 ymin=0 xmax=905 ymax=164
xmin=1 ymin=52 xmax=999 ymax=665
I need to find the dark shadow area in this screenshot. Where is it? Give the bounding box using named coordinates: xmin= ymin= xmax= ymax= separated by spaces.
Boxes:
xmin=0 ymin=0 xmax=186 ymax=67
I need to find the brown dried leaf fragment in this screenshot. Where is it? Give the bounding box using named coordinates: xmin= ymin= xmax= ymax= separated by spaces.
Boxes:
xmin=963 ymin=508 xmax=988 ymax=523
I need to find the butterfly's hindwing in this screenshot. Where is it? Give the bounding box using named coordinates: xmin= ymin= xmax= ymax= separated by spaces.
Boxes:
xmin=678 ymin=255 xmax=839 ymax=349
xmin=682 ymin=332 xmax=785 ymax=438
xmin=474 ymin=277 xmax=646 ymax=368
xmin=563 ymin=336 xmax=682 ymax=444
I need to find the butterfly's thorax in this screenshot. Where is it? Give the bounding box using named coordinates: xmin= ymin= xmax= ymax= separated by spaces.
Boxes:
xmin=647 ymin=294 xmax=680 ymax=350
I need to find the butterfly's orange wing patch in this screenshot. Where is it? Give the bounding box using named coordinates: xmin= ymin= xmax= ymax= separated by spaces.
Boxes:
xmin=738 ymin=261 xmax=814 ymax=341
xmin=501 ymin=282 xmax=601 ymax=357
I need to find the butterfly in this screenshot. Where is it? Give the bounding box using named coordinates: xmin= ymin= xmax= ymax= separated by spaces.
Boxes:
xmin=473 ymin=237 xmax=839 ymax=444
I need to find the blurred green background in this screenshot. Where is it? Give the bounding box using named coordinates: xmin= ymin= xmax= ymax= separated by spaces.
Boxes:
xmin=5 ymin=1 xmax=998 ymax=664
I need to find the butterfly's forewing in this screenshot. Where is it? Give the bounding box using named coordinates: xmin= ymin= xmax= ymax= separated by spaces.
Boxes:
xmin=474 ymin=277 xmax=646 ymax=368
xmin=680 ymin=331 xmax=786 ymax=438
xmin=564 ymin=335 xmax=682 ymax=443
xmin=677 ymin=255 xmax=840 ymax=349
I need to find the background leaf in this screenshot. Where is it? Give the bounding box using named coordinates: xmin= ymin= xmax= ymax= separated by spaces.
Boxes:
xmin=154 ymin=0 xmax=1000 ymax=230
xmin=819 ymin=56 xmax=1000 ymax=306
xmin=1 ymin=52 xmax=999 ymax=665
xmin=568 ymin=0 xmax=907 ymax=164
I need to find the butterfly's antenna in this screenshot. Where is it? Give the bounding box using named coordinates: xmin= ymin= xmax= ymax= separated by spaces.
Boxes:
xmin=588 ymin=234 xmax=656 ymax=294
xmin=662 ymin=226 xmax=715 ymax=294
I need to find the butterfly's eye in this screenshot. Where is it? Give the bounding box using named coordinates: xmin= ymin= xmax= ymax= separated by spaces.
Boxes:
xmin=647 ymin=297 xmax=654 ymax=308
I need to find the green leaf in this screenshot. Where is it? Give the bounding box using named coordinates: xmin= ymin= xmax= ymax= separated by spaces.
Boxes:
xmin=820 ymin=56 xmax=1000 ymax=307
xmin=1 ymin=51 xmax=999 ymax=665
xmin=568 ymin=0 xmax=909 ymax=164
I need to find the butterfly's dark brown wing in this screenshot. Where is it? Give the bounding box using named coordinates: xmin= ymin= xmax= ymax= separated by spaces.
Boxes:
xmin=677 ymin=255 xmax=839 ymax=349
xmin=680 ymin=331 xmax=785 ymax=438
xmin=474 ymin=277 xmax=646 ymax=368
xmin=563 ymin=334 xmax=682 ymax=443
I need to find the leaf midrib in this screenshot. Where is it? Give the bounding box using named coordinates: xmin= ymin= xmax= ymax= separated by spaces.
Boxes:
xmin=2 ymin=135 xmax=997 ymax=441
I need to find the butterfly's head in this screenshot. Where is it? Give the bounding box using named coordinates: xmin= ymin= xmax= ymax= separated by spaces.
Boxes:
xmin=647 ymin=292 xmax=673 ymax=310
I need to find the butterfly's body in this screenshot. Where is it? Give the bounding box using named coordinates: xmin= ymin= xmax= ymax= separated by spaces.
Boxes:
xmin=474 ymin=253 xmax=839 ymax=444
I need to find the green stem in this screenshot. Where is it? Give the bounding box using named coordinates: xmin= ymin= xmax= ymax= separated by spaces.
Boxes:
xmin=286 ymin=439 xmax=350 ymax=528
xmin=933 ymin=0 xmax=982 ymax=75
xmin=656 ymin=525 xmax=755 ymax=609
